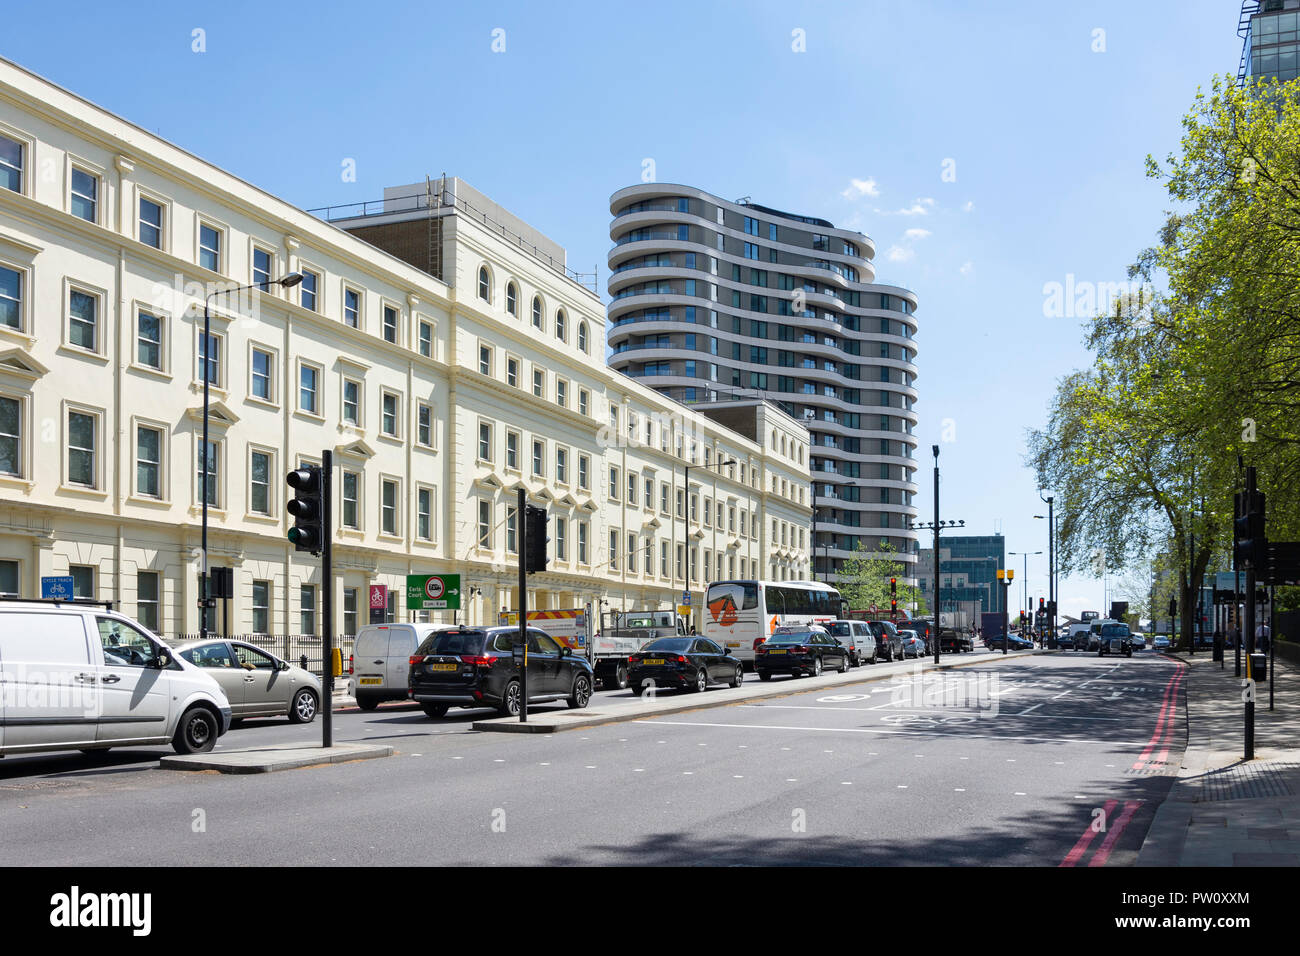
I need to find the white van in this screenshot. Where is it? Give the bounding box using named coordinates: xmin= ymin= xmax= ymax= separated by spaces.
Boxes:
xmin=351 ymin=623 xmax=445 ymax=709
xmin=0 ymin=599 xmax=232 ymax=756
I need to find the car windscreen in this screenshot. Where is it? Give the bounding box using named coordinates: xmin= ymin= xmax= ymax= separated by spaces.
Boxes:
xmin=766 ymin=632 xmax=813 ymax=644
xmin=826 ymin=622 xmax=852 ymax=636
xmin=1100 ymin=625 xmax=1130 ymax=638
xmin=416 ymin=630 xmax=487 ymax=655
xmin=643 ymin=638 xmax=692 ymax=653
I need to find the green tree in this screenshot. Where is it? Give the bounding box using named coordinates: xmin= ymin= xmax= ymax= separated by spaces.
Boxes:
xmin=836 ymin=541 xmax=926 ymax=616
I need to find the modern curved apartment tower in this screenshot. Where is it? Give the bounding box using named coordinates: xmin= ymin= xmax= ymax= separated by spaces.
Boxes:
xmin=607 ymin=183 xmax=920 ymax=585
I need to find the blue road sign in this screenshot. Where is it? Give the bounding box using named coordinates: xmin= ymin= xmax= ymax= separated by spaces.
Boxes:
xmin=41 ymin=576 xmax=76 ymax=600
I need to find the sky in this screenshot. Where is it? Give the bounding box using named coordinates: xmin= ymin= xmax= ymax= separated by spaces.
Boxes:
xmin=0 ymin=0 xmax=1244 ymax=620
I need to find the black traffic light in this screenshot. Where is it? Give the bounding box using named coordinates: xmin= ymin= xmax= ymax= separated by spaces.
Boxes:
xmin=286 ymin=466 xmax=323 ymax=554
xmin=1234 ymin=490 xmax=1266 ymax=568
xmin=1168 ymin=597 xmax=1177 ymax=618
xmin=889 ymin=577 xmax=897 ymax=615
xmin=524 ymin=504 xmax=549 ymax=574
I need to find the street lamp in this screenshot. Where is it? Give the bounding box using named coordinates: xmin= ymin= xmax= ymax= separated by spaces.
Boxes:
xmin=907 ymin=445 xmax=964 ymax=665
xmin=682 ymin=457 xmax=735 ymax=613
xmin=1009 ymin=550 xmax=1042 ymax=639
xmin=996 ymin=567 xmax=1014 ymax=654
xmin=1035 ymin=495 xmax=1055 ymax=644
xmin=199 ymin=272 xmax=303 ymax=642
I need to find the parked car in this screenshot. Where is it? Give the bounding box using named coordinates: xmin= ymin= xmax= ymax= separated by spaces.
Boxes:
xmin=898 ymin=629 xmax=927 ymax=658
xmin=825 ymin=619 xmax=877 ymax=665
xmin=0 ymin=599 xmax=232 ymax=756
xmin=174 ymin=639 xmax=321 ymax=723
xmin=1129 ymin=633 xmax=1147 ymax=650
xmin=352 ymin=622 xmax=445 ymax=710
xmin=867 ymin=620 xmax=905 ymax=661
xmin=754 ymin=627 xmax=850 ymax=680
xmin=1153 ymin=635 xmax=1172 ymax=651
xmin=627 ymin=637 xmax=743 ymax=694
xmin=408 ymin=625 xmax=593 ymax=718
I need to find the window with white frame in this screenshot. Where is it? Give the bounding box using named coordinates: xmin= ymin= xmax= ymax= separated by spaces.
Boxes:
xmin=0 ymin=133 xmax=23 ymax=193
xmin=138 ymin=196 xmax=164 ymax=249
xmin=628 ymin=472 xmax=637 ymax=505
xmin=609 ymin=529 xmax=618 ymax=570
xmin=506 ymin=356 xmax=519 ymax=388
xmin=478 ymin=267 xmax=491 ymax=302
xmin=198 ymin=222 xmax=222 ymax=272
xmin=253 ymin=247 xmax=273 ymax=288
xmin=197 ymin=331 xmax=221 ymax=386
xmin=343 ymin=287 xmax=360 ymax=328
xmin=609 ymin=465 xmax=620 ymax=501
xmin=0 ymin=395 xmax=21 ymax=477
xmin=479 ymin=343 xmax=492 ymax=376
xmin=70 ymin=167 xmax=98 ymax=223
xmin=506 ymin=282 xmax=518 ymax=316
xmin=381 ymin=478 xmax=399 ymax=536
xmin=578 ymin=454 xmax=589 ymax=490
xmin=556 ymin=446 xmax=568 ymax=484
xmin=478 ymin=421 xmax=492 ymax=462
xmin=628 ymin=532 xmax=637 ymax=573
xmin=532 ymin=368 xmax=544 ymax=398
xmin=556 ymin=309 xmax=566 ymax=342
xmin=381 ymin=391 xmax=399 ymax=437
xmin=417 ymin=404 xmax=432 ymax=446
xmin=506 ymin=430 xmax=519 ymax=470
xmin=532 ymin=295 xmax=542 ymax=329
xmin=506 ymin=505 xmax=518 ymax=553
xmin=252 ymin=580 xmax=271 ymax=634
xmin=135 ymin=424 xmax=162 ymax=498
xmin=251 ymin=347 xmax=273 ymax=402
xmin=197 ymin=438 xmax=220 ymax=507
xmin=342 ymin=378 xmax=361 ymax=426
xmin=578 ymin=388 xmax=589 ymax=416
xmin=299 ymin=269 xmax=319 ymax=311
xmin=341 ymin=470 xmax=359 ymax=529
xmin=299 ymin=363 xmax=320 ymax=414
xmin=249 ymin=449 xmax=273 ymax=515
xmin=477 ymin=499 xmax=492 ymax=547
xmin=68 ymin=288 xmax=98 ymax=352
xmin=417 ymin=487 xmax=434 ymax=541
xmin=300 ymin=585 xmax=316 ymax=635
xmin=0 ymin=263 xmax=22 ymax=331
xmin=382 ymin=305 xmax=398 ymax=344
xmin=418 ymin=320 xmax=432 ymax=357
xmin=578 ymin=321 xmax=589 ymax=353
xmin=532 ymin=439 xmax=544 ymax=477
xmin=555 ymin=516 xmax=567 ymax=560
xmin=556 ymin=378 xmax=567 ymax=408
xmin=578 ymin=521 xmax=588 ymax=564
xmin=136 ymin=310 xmax=164 ymax=370
xmin=137 ymin=571 xmax=160 ymax=632
xmin=67 ymin=410 xmax=97 ymax=488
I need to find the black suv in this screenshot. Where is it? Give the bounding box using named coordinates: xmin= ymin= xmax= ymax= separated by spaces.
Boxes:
xmin=867 ymin=620 xmax=905 ymax=661
xmin=408 ymin=626 xmax=594 ymax=718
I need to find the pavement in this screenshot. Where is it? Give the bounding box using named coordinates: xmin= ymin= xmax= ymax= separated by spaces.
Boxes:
xmin=1137 ymin=649 xmax=1300 ymax=866
xmin=159 ymin=741 xmax=393 ymax=774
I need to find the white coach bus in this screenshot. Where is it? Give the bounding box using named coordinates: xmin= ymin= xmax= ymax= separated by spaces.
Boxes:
xmin=703 ymin=579 xmax=844 ymax=666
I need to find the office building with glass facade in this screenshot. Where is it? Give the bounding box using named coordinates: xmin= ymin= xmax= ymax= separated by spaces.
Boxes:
xmin=1239 ymin=0 xmax=1300 ymax=84
xmin=916 ymin=535 xmax=1007 ymax=616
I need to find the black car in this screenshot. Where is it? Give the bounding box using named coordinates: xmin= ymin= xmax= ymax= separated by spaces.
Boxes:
xmin=754 ymin=627 xmax=851 ymax=680
xmin=1097 ymin=622 xmax=1136 ymax=657
xmin=987 ymin=633 xmax=1034 ymax=651
xmin=408 ymin=625 xmax=594 ymax=718
xmin=627 ymin=637 xmax=743 ymax=695
xmin=867 ymin=620 xmax=905 ymax=662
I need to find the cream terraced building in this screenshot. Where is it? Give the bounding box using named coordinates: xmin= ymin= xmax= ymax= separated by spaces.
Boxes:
xmin=0 ymin=57 xmax=812 ymax=637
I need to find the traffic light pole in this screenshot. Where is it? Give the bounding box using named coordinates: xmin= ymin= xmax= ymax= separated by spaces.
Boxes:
xmin=321 ymin=449 xmax=333 ymax=749
xmin=518 ymin=487 xmax=528 ymax=724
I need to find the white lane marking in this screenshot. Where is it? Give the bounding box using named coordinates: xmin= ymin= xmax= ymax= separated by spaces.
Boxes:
xmin=787 ymin=778 xmax=798 ymax=782
xmin=682 ymin=771 xmax=694 ymax=775
xmin=585 ymin=765 xmax=596 ymax=769
xmin=494 ymin=759 xmax=504 ymax=763
xmin=734 ymin=775 xmax=744 ymax=779
xmin=634 ymin=719 xmax=1153 ymax=745
xmin=897 ymin=785 xmax=908 ymax=789
xmin=1018 ymin=703 xmax=1043 ymax=716
xmin=842 ymin=781 xmax=853 ymax=785
xmin=451 ymin=756 xmax=463 ymax=760
xmin=634 ymin=768 xmax=645 ymax=772
xmin=539 ymin=762 xmax=550 ymax=766
xmin=411 ymin=754 xmax=422 ymax=757
xmin=1014 ymin=792 xmax=1026 ymax=796
xmin=1052 ymin=689 xmax=1073 ymax=700
xmin=955 ymin=788 xmax=966 ymax=792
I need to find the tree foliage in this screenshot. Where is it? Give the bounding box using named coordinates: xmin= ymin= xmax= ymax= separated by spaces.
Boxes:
xmin=837 ymin=540 xmax=927 ymax=616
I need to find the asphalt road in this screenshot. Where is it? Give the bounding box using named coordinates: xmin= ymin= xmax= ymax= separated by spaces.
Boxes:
xmin=0 ymin=650 xmax=1186 ymax=866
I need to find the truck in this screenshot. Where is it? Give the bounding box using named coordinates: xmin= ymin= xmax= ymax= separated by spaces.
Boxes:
xmin=497 ymin=608 xmax=592 ymax=653
xmin=980 ymin=612 xmax=1004 ymax=642
xmin=592 ymin=608 xmax=688 ymax=689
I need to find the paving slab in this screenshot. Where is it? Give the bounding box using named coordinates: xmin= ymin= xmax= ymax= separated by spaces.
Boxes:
xmin=159 ymin=742 xmax=393 ymax=774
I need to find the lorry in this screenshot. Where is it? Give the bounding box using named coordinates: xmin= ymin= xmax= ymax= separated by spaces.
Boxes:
xmin=497 ymin=608 xmax=591 ymax=653
xmin=980 ymin=612 xmax=1004 ymax=642
xmin=591 ymin=608 xmax=689 ymax=689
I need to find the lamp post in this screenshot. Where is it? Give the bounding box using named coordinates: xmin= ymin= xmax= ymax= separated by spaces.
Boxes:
xmin=1035 ymin=495 xmax=1055 ymax=645
xmin=683 ymin=457 xmax=735 ymax=609
xmin=199 ymin=272 xmax=303 ymax=642
xmin=996 ymin=567 xmax=1014 ymax=654
xmin=1009 ymin=550 xmax=1042 ymax=637
xmin=908 ymin=446 xmax=963 ymax=665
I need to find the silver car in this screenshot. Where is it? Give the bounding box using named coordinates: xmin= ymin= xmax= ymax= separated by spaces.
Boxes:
xmin=175 ymin=640 xmax=321 ymax=723
xmin=898 ymin=629 xmax=927 ymax=658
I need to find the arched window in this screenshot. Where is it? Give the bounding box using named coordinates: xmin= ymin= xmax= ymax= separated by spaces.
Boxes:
xmin=578 ymin=321 xmax=589 ymax=353
xmin=506 ymin=282 xmax=518 ymax=316
xmin=555 ymin=309 xmax=566 ymax=342
xmin=478 ymin=266 xmax=490 ymax=302
xmin=532 ymin=296 xmax=543 ymax=330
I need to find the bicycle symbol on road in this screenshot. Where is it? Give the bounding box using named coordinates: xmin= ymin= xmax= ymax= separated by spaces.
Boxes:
xmin=880 ymin=713 xmax=978 ymax=727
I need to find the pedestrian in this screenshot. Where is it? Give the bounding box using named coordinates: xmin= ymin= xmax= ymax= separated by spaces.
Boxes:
xmin=1256 ymin=620 xmax=1271 ymax=654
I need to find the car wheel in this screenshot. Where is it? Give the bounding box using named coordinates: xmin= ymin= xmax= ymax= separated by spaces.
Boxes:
xmin=568 ymin=674 xmax=593 ymax=709
xmin=758 ymin=670 xmax=772 ymax=681
xmin=812 ymin=657 xmax=823 ymax=678
xmin=289 ymin=688 xmax=318 ymax=724
xmin=172 ymin=707 xmax=218 ymax=755
xmin=692 ymin=669 xmax=708 ymax=693
xmin=838 ymin=654 xmax=850 ymax=673
xmin=355 ymin=693 xmax=380 ymax=712
xmin=421 ymin=702 xmax=449 ymax=719
xmin=609 ymin=663 xmax=629 ymax=690
xmin=729 ymin=664 xmax=743 ymax=688
xmin=869 ymin=648 xmax=878 ymax=664
xmin=499 ymin=680 xmax=522 ymax=717
xmin=629 ymin=681 xmax=643 ymax=697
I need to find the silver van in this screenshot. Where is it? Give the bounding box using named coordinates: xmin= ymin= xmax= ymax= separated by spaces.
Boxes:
xmin=825 ymin=619 xmax=877 ymax=665
xmin=351 ymin=623 xmax=444 ymax=710
xmin=0 ymin=599 xmax=232 ymax=756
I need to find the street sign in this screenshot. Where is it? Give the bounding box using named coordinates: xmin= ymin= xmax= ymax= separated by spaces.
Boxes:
xmin=676 ymin=604 xmax=692 ymax=618
xmin=407 ymin=573 xmax=462 ymax=610
xmin=40 ymin=575 xmax=75 ymax=600
xmin=681 ymin=591 xmax=691 ymax=605
xmin=368 ymin=584 xmax=387 ymax=625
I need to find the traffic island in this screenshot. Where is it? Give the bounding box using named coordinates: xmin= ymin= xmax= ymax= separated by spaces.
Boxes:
xmin=159 ymin=741 xmax=394 ymax=774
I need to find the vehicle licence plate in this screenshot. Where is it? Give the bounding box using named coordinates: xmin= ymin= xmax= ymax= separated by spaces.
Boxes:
xmin=768 ymin=649 xmax=787 ymax=654
xmin=643 ymin=658 xmax=664 ymax=665
xmin=429 ymin=663 xmax=458 ymax=672
xmin=359 ymin=677 xmax=383 ymax=685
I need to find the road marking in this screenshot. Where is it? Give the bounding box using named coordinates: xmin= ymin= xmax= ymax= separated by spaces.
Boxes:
xmin=585 ymin=765 xmax=596 ymax=769
xmin=634 ymin=768 xmax=645 ymax=772
xmin=842 ymin=781 xmax=853 ymax=785
xmin=897 ymin=785 xmax=908 ymax=789
xmin=1089 ymin=800 xmax=1144 ymax=867
xmin=682 ymin=771 xmax=693 ymax=775
xmin=1060 ymin=799 xmax=1119 ymax=867
xmin=1014 ymin=792 xmax=1026 ymax=796
xmin=1132 ymin=667 xmax=1186 ymax=771
xmin=539 ymin=762 xmax=550 ymax=766
xmin=1018 ymin=704 xmax=1043 ymax=716
xmin=787 ymin=778 xmax=798 ymax=782
xmin=1052 ymin=689 xmax=1073 ymax=700
xmin=734 ymin=775 xmax=744 ymax=779
xmin=451 ymin=756 xmax=463 ymax=760
xmin=955 ymin=788 xmax=966 ymax=792
xmin=411 ymin=754 xmax=422 ymax=757
xmin=494 ymin=759 xmax=504 ymax=763
xmin=634 ymin=718 xmax=1153 ymax=745
xmin=1006 ymin=758 xmax=1016 ymax=762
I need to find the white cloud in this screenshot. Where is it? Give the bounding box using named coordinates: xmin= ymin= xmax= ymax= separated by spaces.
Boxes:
xmin=963 ymin=200 xmax=974 ymax=213
xmin=886 ymin=245 xmax=913 ymax=263
xmin=879 ymin=197 xmax=936 ymax=216
xmin=841 ymin=177 xmax=881 ymax=199
xmin=903 ymin=228 xmax=931 ymax=241
xmin=959 ymin=261 xmax=975 ymax=277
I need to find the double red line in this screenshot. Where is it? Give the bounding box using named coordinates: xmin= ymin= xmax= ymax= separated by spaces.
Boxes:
xmin=1132 ymin=664 xmax=1186 ymax=771
xmin=1060 ymin=799 xmax=1144 ymax=867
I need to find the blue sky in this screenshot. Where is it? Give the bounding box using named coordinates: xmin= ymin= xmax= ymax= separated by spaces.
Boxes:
xmin=1 ymin=1 xmax=1242 ymax=619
